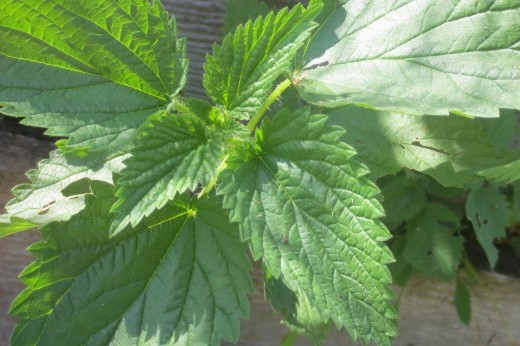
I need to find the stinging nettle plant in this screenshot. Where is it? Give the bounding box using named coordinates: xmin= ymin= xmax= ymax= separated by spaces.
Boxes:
xmin=1 ymin=0 xmax=520 ymax=345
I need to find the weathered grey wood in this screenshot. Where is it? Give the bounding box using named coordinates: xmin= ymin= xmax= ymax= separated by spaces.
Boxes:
xmin=0 ymin=133 xmax=53 ymax=343
xmin=163 ymin=0 xmax=226 ymax=97
xmin=1 ymin=1 xmax=519 ymax=345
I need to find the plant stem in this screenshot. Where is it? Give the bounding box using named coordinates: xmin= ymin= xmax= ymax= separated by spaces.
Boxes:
xmin=461 ymin=255 xmax=480 ymax=286
xmin=246 ymin=78 xmax=292 ymax=131
xmin=198 ymin=78 xmax=292 ymax=199
xmin=197 ymin=154 xmax=229 ymax=199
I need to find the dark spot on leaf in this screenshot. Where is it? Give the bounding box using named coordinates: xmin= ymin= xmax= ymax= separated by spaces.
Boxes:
xmin=476 ymin=214 xmax=482 ymax=227
xmin=411 ymin=141 xmax=450 ymax=155
xmin=483 ymin=219 xmax=488 ymax=225
xmin=452 ymin=231 xmax=460 ymax=237
xmin=306 ymin=60 xmax=329 ymax=70
xmin=37 ymin=200 xmax=56 ymax=215
xmin=427 ymin=250 xmax=433 ymax=256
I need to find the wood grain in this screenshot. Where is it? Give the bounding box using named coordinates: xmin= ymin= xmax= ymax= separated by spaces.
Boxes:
xmin=0 ymin=133 xmax=53 ymax=343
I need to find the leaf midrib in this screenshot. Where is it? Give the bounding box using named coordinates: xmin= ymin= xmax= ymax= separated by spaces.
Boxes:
xmin=0 ymin=10 xmax=169 ymax=101
xmin=33 ymin=214 xmax=190 ymax=344
xmin=256 ymin=154 xmax=390 ymax=313
xmin=261 ymin=152 xmax=386 ymax=267
xmin=45 ymin=0 xmax=170 ymax=96
xmin=338 ymin=2 xmax=513 ymax=59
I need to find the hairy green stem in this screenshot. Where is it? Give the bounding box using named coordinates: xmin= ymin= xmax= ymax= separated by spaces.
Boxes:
xmin=198 ymin=79 xmax=292 ymax=199
xmin=461 ymin=255 xmax=480 ymax=285
xmin=247 ymin=78 xmax=292 ymax=131
xmin=197 ymin=154 xmax=229 ymax=199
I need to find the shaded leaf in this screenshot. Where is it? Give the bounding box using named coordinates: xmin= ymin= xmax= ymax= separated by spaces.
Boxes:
xmin=328 ymin=106 xmax=509 ymax=187
xmin=264 ymin=267 xmax=329 ymax=344
xmin=455 ymin=279 xmax=471 ymax=325
xmin=466 ymin=182 xmax=509 ymax=268
xmin=380 ymin=175 xmax=427 ymax=226
xmin=480 ymin=158 xmax=520 ymax=184
xmin=478 ymin=110 xmax=520 ymax=150
xmin=389 ymin=234 xmax=414 ymax=287
xmin=404 ymin=203 xmax=463 ymax=281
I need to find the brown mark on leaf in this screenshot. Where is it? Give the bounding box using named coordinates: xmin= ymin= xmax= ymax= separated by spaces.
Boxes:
xmin=37 ymin=200 xmax=56 ymax=215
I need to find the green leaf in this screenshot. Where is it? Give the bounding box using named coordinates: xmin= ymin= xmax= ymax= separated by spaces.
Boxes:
xmin=308 ymin=0 xmax=347 ymax=25
xmin=111 ymin=99 xmax=239 ymax=234
xmin=479 ymin=158 xmax=520 ymax=184
xmin=296 ymin=0 xmax=347 ymax=68
xmin=388 ymin=234 xmax=413 ymax=287
xmin=418 ymin=174 xmax=466 ymax=202
xmin=466 ymin=183 xmax=509 ymax=268
xmin=203 ymin=4 xmax=319 ymax=120
xmin=299 ymin=0 xmax=520 ymax=117
xmin=404 ymin=203 xmax=463 ymax=281
xmin=222 ymin=0 xmax=271 ymax=35
xmin=0 ymin=0 xmax=187 ymax=155
xmin=455 ymin=279 xmax=471 ymax=325
xmin=512 ymin=181 xmax=520 ymax=225
xmin=219 ymin=107 xmax=397 ymax=345
xmin=380 ymin=175 xmax=427 ymax=226
xmin=0 ymin=150 xmax=123 ymax=237
xmin=478 ymin=110 xmax=520 ymax=150
xmin=264 ymin=267 xmax=329 ymax=344
xmin=280 ymin=331 xmax=300 ymax=346
xmin=11 ymin=183 xmax=252 ymax=345
xmin=0 ymin=216 xmax=38 ymax=238
xmin=328 ymin=106 xmax=509 ymax=187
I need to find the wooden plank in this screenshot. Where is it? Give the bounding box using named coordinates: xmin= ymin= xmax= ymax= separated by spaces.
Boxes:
xmin=0 ymin=133 xmax=53 ymax=343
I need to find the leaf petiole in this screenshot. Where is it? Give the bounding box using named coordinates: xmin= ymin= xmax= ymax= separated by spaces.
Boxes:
xmin=246 ymin=78 xmax=292 ymax=131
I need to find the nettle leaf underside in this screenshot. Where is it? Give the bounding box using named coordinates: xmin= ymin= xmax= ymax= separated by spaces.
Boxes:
xmin=0 ymin=150 xmax=124 ymax=237
xmin=328 ymin=106 xmax=510 ymax=187
xmin=11 ymin=183 xmax=252 ymax=346
xmin=219 ymin=108 xmax=397 ymax=345
xmin=300 ymin=0 xmax=520 ymax=117
xmin=0 ymin=0 xmax=187 ymax=156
